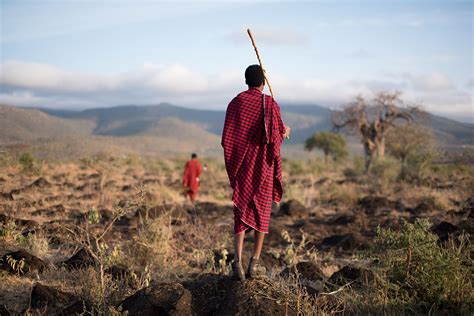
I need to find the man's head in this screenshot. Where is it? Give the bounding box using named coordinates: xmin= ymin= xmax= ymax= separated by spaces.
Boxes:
xmin=191 ymin=153 xmax=198 ymax=159
xmin=245 ymin=64 xmax=265 ymax=89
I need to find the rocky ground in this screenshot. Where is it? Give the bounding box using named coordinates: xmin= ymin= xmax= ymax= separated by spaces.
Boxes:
xmin=0 ymin=156 xmax=472 ymax=315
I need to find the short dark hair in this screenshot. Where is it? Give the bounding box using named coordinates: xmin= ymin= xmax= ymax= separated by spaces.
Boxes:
xmin=191 ymin=153 xmax=197 ymax=158
xmin=245 ymin=65 xmax=265 ymax=87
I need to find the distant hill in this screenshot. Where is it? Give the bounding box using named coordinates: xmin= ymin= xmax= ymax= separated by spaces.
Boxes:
xmin=0 ymin=103 xmax=472 ymax=159
xmin=0 ymin=105 xmax=94 ymax=144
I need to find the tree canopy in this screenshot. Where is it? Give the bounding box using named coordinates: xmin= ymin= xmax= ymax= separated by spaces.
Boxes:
xmin=305 ymin=131 xmax=348 ymax=163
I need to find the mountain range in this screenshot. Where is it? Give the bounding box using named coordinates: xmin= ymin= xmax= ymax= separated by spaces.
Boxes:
xmin=0 ymin=103 xmax=472 ymax=159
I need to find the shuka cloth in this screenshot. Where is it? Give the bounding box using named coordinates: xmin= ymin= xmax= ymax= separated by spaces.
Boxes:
xmin=183 ymin=159 xmax=202 ymax=201
xmin=222 ymin=87 xmax=286 ymax=234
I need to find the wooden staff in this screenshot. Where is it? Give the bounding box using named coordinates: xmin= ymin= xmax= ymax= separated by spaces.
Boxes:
xmin=247 ymin=28 xmax=274 ymax=99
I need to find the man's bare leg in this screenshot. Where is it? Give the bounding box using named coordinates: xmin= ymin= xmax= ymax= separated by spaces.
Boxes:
xmin=253 ymin=230 xmax=265 ymax=259
xmin=248 ymin=230 xmax=267 ymax=278
xmin=232 ymin=231 xmax=246 ymax=280
xmin=234 ymin=231 xmax=245 ymax=262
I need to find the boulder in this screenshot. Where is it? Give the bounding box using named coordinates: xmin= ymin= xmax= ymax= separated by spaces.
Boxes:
xmin=280 ymin=261 xmax=325 ymax=296
xmin=30 ymin=283 xmax=78 ymax=312
xmin=0 ymin=192 xmax=14 ymax=201
xmin=358 ymin=196 xmax=404 ymax=214
xmin=63 ymin=248 xmax=96 ymax=269
xmin=29 ymin=177 xmax=51 ymax=188
xmin=319 ymin=233 xmax=368 ymax=251
xmin=183 ymin=274 xmax=233 ymax=315
xmin=328 ymin=265 xmax=373 ymax=287
xmin=1 ymin=250 xmax=47 ymax=276
xmin=280 ymin=261 xmax=324 ymax=282
xmin=119 ymin=282 xmax=192 ymax=315
xmin=328 ymin=213 xmax=354 ymax=225
xmin=0 ymin=214 xmax=39 ymax=231
xmin=431 ymin=221 xmax=459 ymax=242
xmin=216 ymin=278 xmax=297 ymax=315
xmin=279 ymin=200 xmax=307 ymax=218
xmin=410 ymin=202 xmax=433 ymax=215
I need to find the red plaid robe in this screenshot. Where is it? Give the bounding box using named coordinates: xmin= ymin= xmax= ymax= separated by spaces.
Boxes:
xmin=183 ymin=159 xmax=202 ymax=201
xmin=221 ymin=87 xmax=286 ymax=234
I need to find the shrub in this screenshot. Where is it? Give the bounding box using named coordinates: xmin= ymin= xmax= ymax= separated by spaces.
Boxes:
xmin=347 ymin=219 xmax=473 ymax=314
xmin=399 ymin=150 xmax=438 ymax=183
xmin=369 ymin=157 xmax=400 ymax=191
xmin=19 ymin=152 xmax=35 ymax=172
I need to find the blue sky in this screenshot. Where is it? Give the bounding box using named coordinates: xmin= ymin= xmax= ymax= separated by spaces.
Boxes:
xmin=0 ymin=0 xmax=472 ymax=121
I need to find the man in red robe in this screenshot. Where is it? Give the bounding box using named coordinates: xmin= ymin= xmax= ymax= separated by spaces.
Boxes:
xmin=222 ymin=65 xmax=290 ymax=280
xmin=183 ymin=153 xmax=203 ymax=202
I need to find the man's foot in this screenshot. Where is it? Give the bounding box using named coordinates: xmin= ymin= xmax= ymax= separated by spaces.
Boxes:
xmin=232 ymin=261 xmax=246 ymax=281
xmin=247 ymin=257 xmax=266 ymax=278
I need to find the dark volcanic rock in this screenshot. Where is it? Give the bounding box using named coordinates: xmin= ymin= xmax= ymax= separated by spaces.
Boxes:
xmin=30 ymin=283 xmax=80 ymax=313
xmin=217 ymin=278 xmax=298 ymax=316
xmin=281 ymin=261 xmax=324 ymax=282
xmin=63 ymin=248 xmax=96 ymax=269
xmin=0 ymin=214 xmax=39 ymax=231
xmin=105 ymin=264 xmax=133 ymax=280
xmin=328 ymin=213 xmax=355 ymax=225
xmin=183 ymin=274 xmax=233 ymax=315
xmin=279 ymin=199 xmax=307 ymax=218
xmin=29 ymin=177 xmax=51 ymax=188
xmin=410 ymin=202 xmax=433 ymax=215
xmin=0 ymin=192 xmax=14 ymax=201
xmin=319 ymin=233 xmax=368 ymax=251
xmin=61 ymin=299 xmax=93 ymax=315
xmin=119 ymin=282 xmax=192 ymax=315
xmin=431 ymin=221 xmax=459 ymax=242
xmin=0 ymin=304 xmax=11 ymax=315
xmin=358 ymin=196 xmax=404 ymax=214
xmin=1 ymin=250 xmax=47 ymax=276
xmin=329 ymin=265 xmax=373 ymax=287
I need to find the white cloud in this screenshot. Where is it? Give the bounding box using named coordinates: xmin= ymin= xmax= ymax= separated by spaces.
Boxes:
xmin=410 ymin=73 xmax=454 ymax=91
xmin=0 ymin=60 xmax=472 ymax=116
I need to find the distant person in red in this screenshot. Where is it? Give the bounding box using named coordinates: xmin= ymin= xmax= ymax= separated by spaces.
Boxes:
xmin=183 ymin=153 xmax=202 ymax=202
xmin=222 ymin=65 xmax=290 ymax=280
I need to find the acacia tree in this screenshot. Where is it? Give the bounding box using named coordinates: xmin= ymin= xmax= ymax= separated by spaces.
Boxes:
xmin=332 ymin=91 xmax=422 ymax=170
xmin=305 ymin=131 xmax=348 ymax=164
xmin=386 ymin=124 xmax=434 ymax=164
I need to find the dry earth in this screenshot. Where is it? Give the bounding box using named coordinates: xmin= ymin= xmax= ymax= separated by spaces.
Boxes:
xmin=0 ymin=156 xmax=472 ymax=315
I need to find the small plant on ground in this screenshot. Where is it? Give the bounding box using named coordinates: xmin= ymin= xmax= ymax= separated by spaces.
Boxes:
xmin=274 ymin=230 xmax=317 ymax=267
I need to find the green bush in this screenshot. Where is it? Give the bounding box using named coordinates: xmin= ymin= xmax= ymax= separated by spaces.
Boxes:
xmin=350 ymin=219 xmax=473 ymax=314
xmin=399 ymin=150 xmax=438 ymax=183
xmin=18 ymin=152 xmax=35 ymax=173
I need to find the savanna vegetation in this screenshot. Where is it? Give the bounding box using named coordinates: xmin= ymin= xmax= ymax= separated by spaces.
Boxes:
xmin=0 ymin=139 xmax=472 ymax=315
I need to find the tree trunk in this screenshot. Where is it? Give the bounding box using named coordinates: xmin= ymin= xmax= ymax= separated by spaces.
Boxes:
xmin=324 ymin=151 xmax=329 ymax=165
xmin=363 ymin=143 xmax=373 ymax=171
xmin=374 ymin=137 xmax=385 ymax=158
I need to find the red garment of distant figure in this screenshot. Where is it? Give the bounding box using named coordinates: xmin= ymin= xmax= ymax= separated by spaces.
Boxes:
xmin=221 ymin=87 xmax=286 ymax=234
xmin=183 ymin=159 xmax=202 ymax=202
